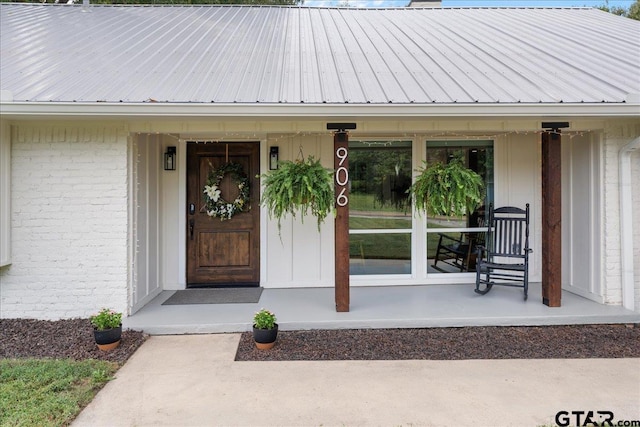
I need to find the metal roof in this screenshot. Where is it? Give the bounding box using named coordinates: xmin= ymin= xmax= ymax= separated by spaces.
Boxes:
xmin=1 ymin=4 xmax=639 ymax=106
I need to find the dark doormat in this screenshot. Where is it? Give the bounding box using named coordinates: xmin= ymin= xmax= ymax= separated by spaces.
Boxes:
xmin=162 ymin=288 xmax=263 ymax=305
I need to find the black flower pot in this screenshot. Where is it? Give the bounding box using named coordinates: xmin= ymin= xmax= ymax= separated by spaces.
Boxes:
xmin=94 ymin=325 xmax=122 ymax=351
xmin=252 ymin=323 xmax=278 ymax=350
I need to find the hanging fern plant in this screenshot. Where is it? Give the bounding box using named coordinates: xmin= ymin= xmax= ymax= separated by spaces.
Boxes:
xmin=409 ymin=158 xmax=484 ymax=217
xmin=259 ymin=156 xmax=334 ymax=231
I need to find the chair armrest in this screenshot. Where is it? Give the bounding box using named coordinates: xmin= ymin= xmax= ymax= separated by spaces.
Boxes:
xmin=437 ymin=233 xmax=464 ymax=244
xmin=475 ymin=245 xmax=487 ymax=258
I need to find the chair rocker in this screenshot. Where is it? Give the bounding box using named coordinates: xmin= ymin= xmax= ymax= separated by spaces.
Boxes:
xmin=433 ymin=233 xmax=479 ymax=272
xmin=475 ymin=204 xmax=532 ymax=300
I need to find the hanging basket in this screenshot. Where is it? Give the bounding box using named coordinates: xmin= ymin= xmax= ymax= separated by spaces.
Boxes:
xmin=259 ymin=156 xmax=334 ymax=232
xmin=409 ymin=158 xmax=484 ymax=217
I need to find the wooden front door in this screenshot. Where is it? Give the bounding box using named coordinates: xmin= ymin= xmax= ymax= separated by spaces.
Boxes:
xmin=186 ymin=142 xmax=260 ymax=287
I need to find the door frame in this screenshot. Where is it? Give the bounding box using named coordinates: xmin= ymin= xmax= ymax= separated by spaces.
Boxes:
xmin=172 ymin=137 xmax=268 ymax=290
xmin=182 ymin=139 xmax=262 ymax=289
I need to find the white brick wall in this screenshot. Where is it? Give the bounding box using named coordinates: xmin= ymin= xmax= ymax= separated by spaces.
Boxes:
xmin=0 ymin=124 xmax=130 ymax=320
xmin=632 ymin=147 xmax=640 ymax=313
xmin=602 ymin=123 xmax=640 ymax=311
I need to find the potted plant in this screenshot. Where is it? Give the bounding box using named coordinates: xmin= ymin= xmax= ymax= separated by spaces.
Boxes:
xmin=252 ymin=308 xmax=278 ymax=350
xmin=259 ymin=156 xmax=334 ymax=232
xmin=409 ymin=158 xmax=484 ymax=217
xmin=90 ymin=308 xmax=123 ymax=351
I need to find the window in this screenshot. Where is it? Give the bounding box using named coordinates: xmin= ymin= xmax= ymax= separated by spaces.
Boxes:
xmin=425 ymin=140 xmax=494 ymax=274
xmin=349 ymin=141 xmax=412 ymax=275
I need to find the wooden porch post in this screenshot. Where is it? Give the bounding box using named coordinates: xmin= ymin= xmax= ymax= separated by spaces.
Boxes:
xmin=541 ymin=125 xmax=565 ymax=307
xmin=333 ymin=129 xmax=350 ymax=312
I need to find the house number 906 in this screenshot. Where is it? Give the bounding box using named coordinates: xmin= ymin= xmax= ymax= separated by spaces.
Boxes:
xmin=336 ymin=147 xmax=348 ymax=207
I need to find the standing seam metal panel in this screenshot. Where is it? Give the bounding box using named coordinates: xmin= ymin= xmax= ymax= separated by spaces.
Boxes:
xmin=1 ymin=4 xmax=639 ymax=104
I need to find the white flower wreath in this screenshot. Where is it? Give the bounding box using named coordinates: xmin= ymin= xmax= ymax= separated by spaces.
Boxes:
xmin=203 ymin=162 xmax=250 ymax=220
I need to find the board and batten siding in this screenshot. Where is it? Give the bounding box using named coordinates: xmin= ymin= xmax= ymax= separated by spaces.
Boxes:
xmin=0 ymin=123 xmax=130 ymax=320
xmin=148 ymin=130 xmax=545 ymax=290
xmin=129 ymin=134 xmax=165 ymax=314
xmin=633 ymin=145 xmax=640 ymax=312
xmin=602 ymin=122 xmax=640 ymax=310
xmin=262 ymin=133 xmax=336 ymax=288
xmin=493 ymin=133 xmax=542 ymax=283
xmin=561 ymin=131 xmax=604 ymax=303
xmin=143 ymin=132 xmax=338 ymax=292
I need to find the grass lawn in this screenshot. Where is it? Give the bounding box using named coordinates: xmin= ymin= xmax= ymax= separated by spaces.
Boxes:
xmin=349 ymin=193 xmax=409 ymax=213
xmin=0 ymin=358 xmax=118 ymax=427
xmin=348 ymin=215 xmax=462 ymax=259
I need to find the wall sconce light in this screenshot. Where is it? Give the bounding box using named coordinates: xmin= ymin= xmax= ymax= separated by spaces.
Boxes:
xmin=269 ymin=146 xmax=279 ymax=170
xmin=164 ymin=147 xmax=176 ymax=171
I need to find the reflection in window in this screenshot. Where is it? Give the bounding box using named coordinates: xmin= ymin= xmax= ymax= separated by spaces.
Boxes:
xmin=349 ymin=141 xmax=412 ymax=275
xmin=426 ymin=141 xmax=494 ymax=274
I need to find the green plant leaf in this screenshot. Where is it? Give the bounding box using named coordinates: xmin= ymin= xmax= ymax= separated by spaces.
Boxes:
xmin=259 ymin=156 xmax=334 ymax=232
xmin=408 ymin=159 xmax=484 ymax=217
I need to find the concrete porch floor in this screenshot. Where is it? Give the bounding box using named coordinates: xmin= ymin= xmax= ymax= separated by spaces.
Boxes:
xmin=124 ymin=282 xmax=640 ymax=335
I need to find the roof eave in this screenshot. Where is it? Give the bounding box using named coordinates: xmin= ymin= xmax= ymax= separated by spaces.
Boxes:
xmin=1 ymin=102 xmax=638 ymax=120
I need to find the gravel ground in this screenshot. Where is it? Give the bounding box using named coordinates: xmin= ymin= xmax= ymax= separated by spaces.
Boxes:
xmin=2 ymin=319 xmax=638 ymax=363
xmin=235 ymin=324 xmax=640 ymax=361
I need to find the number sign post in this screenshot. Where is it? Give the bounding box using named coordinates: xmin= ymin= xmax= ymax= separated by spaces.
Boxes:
xmin=334 ymin=131 xmax=350 ymax=312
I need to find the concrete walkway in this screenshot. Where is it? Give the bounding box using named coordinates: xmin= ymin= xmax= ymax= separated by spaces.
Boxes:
xmin=73 ymin=334 xmax=640 ymax=427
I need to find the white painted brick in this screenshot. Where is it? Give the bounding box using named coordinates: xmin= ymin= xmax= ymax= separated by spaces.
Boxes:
xmin=0 ymin=124 xmax=130 ymax=320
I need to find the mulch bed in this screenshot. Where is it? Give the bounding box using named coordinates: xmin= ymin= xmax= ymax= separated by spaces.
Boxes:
xmin=2 ymin=319 xmax=639 ymax=363
xmin=235 ymin=324 xmax=640 ymax=361
xmin=0 ymin=318 xmax=148 ymax=365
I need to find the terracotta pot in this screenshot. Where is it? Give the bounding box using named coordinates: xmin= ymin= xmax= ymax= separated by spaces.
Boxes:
xmin=94 ymin=325 xmax=122 ymax=351
xmin=252 ymin=323 xmax=278 ymax=350
xmin=97 ymin=340 xmax=121 ymax=352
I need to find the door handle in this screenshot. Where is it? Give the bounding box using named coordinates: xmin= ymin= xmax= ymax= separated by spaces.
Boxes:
xmin=189 ymin=219 xmax=195 ymax=240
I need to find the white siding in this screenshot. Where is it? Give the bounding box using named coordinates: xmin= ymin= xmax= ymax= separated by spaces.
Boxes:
xmin=130 ymin=134 xmax=163 ymax=313
xmin=262 ymin=134 xmax=335 ymax=288
xmin=493 ymin=133 xmax=542 ymax=282
xmin=0 ymin=119 xmax=10 ymax=266
xmin=602 ymin=122 xmax=640 ymax=308
xmin=0 ymin=124 xmax=129 ymax=319
xmin=561 ymin=132 xmax=603 ymax=302
xmin=149 ymin=122 xmax=547 ymax=291
xmin=159 ymin=135 xmax=184 ymax=292
xmin=633 ymin=148 xmax=640 ymax=312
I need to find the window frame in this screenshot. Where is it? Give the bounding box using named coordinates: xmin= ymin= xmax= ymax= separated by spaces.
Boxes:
xmin=424 ymin=139 xmax=494 ymax=277
xmin=348 ymin=139 xmax=413 ymax=278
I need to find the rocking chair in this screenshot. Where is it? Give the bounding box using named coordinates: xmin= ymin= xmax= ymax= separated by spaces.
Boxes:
xmin=475 ymin=204 xmax=532 ymax=300
xmin=433 ymin=232 xmax=481 ymax=272
xmin=433 ymin=206 xmax=486 ymax=273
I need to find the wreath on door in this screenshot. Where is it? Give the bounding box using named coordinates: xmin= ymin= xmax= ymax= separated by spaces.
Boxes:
xmin=203 ymin=162 xmax=250 ymax=220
